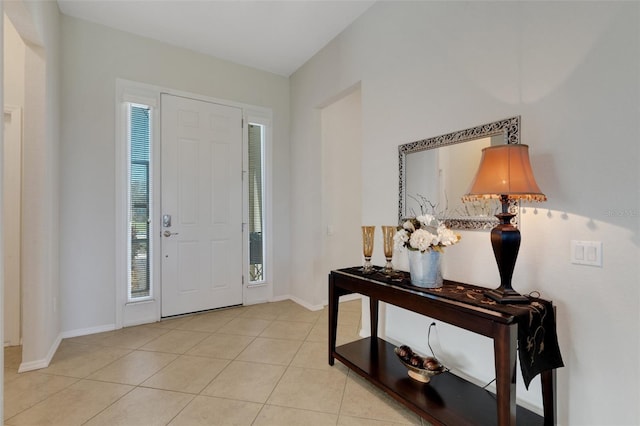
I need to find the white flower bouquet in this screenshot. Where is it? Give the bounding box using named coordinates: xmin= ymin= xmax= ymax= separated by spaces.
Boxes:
xmin=394 ymin=214 xmax=461 ymax=253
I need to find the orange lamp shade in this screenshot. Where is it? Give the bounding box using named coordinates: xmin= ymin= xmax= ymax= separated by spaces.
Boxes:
xmin=463 ymin=144 xmax=546 ymax=202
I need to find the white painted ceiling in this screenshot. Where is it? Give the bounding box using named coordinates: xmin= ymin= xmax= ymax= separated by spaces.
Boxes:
xmin=57 ymin=0 xmax=375 ymax=76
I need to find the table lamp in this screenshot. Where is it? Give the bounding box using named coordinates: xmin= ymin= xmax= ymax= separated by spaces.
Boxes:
xmin=463 ymin=144 xmax=546 ymax=303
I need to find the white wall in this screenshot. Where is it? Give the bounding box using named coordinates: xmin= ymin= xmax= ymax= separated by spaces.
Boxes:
xmin=4 ymin=15 xmax=24 ymax=106
xmin=59 ymin=16 xmax=290 ymax=333
xmin=290 ymin=2 xmax=639 ymax=424
xmin=3 ymin=0 xmax=62 ymax=372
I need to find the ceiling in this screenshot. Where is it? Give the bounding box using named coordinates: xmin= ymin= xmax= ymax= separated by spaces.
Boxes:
xmin=57 ymin=0 xmax=375 ymax=76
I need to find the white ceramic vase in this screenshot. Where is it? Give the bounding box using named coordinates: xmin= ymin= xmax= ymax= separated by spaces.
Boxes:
xmin=408 ymin=249 xmax=443 ymax=288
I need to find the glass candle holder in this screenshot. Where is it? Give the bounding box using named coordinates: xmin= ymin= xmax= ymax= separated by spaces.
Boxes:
xmin=361 ymin=226 xmax=375 ymax=274
xmin=382 ymin=226 xmax=396 ymax=275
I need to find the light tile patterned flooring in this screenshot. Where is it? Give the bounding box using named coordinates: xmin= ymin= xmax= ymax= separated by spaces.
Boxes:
xmin=4 ymin=299 xmax=430 ymax=425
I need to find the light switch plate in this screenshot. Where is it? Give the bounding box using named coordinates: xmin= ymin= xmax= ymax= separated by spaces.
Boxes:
xmin=571 ymin=240 xmax=603 ymax=267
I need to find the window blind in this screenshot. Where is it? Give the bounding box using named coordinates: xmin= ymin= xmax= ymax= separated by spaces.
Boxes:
xmin=129 ymin=105 xmax=151 ymax=298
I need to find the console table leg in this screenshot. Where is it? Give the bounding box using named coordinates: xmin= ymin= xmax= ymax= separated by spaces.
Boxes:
xmin=541 ymin=368 xmax=556 ymax=425
xmin=328 ymin=274 xmax=338 ymax=366
xmin=369 ymin=297 xmax=379 ymax=359
xmin=494 ymin=323 xmax=517 ymax=426
xmin=370 ymin=297 xmax=379 ymax=340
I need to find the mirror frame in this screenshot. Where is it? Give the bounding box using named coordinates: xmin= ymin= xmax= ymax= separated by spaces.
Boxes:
xmin=398 ymin=116 xmax=521 ymax=230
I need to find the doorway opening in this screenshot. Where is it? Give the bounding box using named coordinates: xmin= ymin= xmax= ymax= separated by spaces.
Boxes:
xmin=3 ymin=14 xmax=26 ymax=350
xmin=320 ymin=86 xmax=363 ymax=275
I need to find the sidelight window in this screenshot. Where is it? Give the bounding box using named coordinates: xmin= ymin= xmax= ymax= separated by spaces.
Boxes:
xmin=128 ymin=104 xmax=152 ymax=300
xmin=248 ymin=123 xmax=265 ymax=283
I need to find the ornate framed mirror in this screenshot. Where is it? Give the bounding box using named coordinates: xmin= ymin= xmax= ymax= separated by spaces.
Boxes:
xmin=398 ymin=116 xmax=520 ymax=230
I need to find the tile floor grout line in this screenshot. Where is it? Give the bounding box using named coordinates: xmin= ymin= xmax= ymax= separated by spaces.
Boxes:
xmin=244 ymin=306 xmax=307 ymax=425
xmin=5 ymin=300 xmax=410 ymax=425
xmin=78 ymin=380 xmax=140 ymax=425
xmin=191 ymin=333 xmax=255 ymax=395
xmin=249 ymin=403 xmax=268 ymax=426
xmin=335 ymin=365 xmax=352 ymax=425
xmin=162 ymin=392 xmax=198 ymax=426
xmin=228 ymin=303 xmax=308 ymax=421
xmin=80 ymin=346 xmax=137 ymax=381
xmin=246 ymin=310 xmax=325 ymax=424
xmin=3 ymin=374 xmax=83 ymax=423
xmin=157 ymin=305 xmax=255 ymax=423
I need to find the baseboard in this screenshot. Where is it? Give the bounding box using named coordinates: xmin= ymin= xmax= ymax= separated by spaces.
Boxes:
xmin=271 ymin=293 xmax=363 ymax=312
xmin=269 ymin=294 xmax=290 ymax=303
xmin=4 ymin=337 xmax=23 ymax=347
xmin=269 ymin=294 xmax=323 ymax=311
xmin=61 ymin=323 xmax=116 ymax=339
xmin=244 ymin=297 xmax=270 ymax=306
xmin=286 ymin=295 xmax=325 ymax=311
xmin=318 ymin=293 xmax=364 ymax=307
xmin=18 ymin=333 xmax=63 ymax=373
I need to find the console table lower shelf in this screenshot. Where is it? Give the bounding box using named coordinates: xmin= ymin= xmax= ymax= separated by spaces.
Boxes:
xmin=334 ymin=337 xmax=543 ymax=425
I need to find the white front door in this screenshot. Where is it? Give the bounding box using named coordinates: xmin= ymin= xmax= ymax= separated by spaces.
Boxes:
xmin=161 ymin=94 xmax=243 ymax=317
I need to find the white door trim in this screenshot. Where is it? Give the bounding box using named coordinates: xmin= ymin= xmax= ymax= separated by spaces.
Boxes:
xmin=4 ymin=105 xmax=22 ymax=346
xmin=115 ymin=79 xmax=273 ymax=328
xmin=242 ymin=113 xmax=274 ymax=305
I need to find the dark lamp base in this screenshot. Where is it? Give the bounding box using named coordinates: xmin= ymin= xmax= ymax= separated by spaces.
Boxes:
xmin=485 ymin=288 xmax=529 ymax=304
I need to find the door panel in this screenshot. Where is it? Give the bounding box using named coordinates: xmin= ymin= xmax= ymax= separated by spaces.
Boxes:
xmin=161 ymin=94 xmax=243 ymax=317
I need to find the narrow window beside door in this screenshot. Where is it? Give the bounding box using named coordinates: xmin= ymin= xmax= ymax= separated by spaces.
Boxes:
xmin=248 ymin=123 xmax=265 ymax=283
xmin=128 ymin=104 xmax=152 ymax=300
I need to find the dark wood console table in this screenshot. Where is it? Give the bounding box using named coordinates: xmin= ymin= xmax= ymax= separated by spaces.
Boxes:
xmin=328 ymin=267 xmax=557 ymax=426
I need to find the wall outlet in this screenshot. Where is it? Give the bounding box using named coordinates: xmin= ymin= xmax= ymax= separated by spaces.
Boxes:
xmin=570 ymin=240 xmax=602 ymax=267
